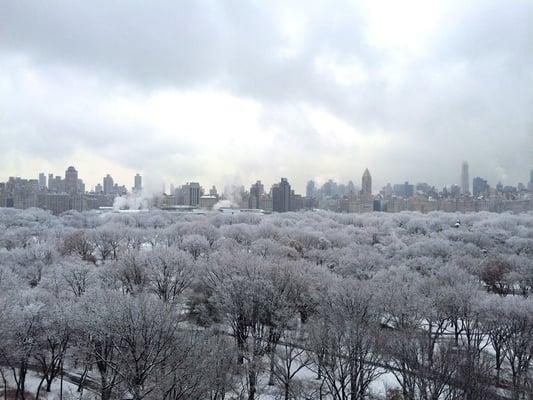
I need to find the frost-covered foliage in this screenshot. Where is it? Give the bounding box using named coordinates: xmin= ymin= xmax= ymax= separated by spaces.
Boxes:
xmin=0 ymin=208 xmax=532 ymax=400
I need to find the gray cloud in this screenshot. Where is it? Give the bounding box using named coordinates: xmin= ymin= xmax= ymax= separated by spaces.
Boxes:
xmin=0 ymin=0 xmax=532 ymax=191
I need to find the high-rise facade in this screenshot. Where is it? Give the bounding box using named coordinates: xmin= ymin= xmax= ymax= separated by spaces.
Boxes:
xmin=322 ymin=179 xmax=336 ymax=197
xmin=103 ymin=174 xmax=114 ymax=195
xmin=65 ymin=166 xmax=79 ymax=194
xmin=346 ymin=180 xmax=356 ymax=196
xmin=134 ymin=173 xmax=142 ymax=193
xmin=272 ymin=178 xmax=291 ymax=212
xmin=249 ymin=180 xmax=264 ymax=209
xmin=182 ymin=182 xmax=201 ymax=206
xmin=461 ymin=161 xmax=469 ymax=195
xmin=306 ymin=180 xmax=316 ymax=198
xmin=361 ymin=168 xmax=372 ymax=198
xmin=393 ymin=181 xmax=414 ymax=198
xmin=48 ymin=176 xmax=64 ymax=193
xmin=473 ymin=176 xmax=489 ymax=197
xmin=77 ymin=179 xmax=85 ymax=194
xmin=38 ymin=173 xmax=47 ymax=190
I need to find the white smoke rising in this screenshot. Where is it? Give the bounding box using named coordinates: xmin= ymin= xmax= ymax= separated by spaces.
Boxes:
xmin=113 ymin=191 xmax=152 ymax=210
xmin=220 ymin=176 xmax=244 ymax=208
xmin=212 ymin=199 xmax=236 ymax=210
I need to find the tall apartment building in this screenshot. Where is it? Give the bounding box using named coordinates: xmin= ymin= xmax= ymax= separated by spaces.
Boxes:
xmin=361 ymin=168 xmax=372 ymax=198
xmin=393 ymin=182 xmax=414 ymax=198
xmin=272 ymin=178 xmax=291 ymax=212
xmin=103 ymin=174 xmax=114 ymax=195
xmin=38 ymin=173 xmax=47 ymax=190
xmin=133 ymin=173 xmax=142 ymax=193
xmin=461 ymin=161 xmax=469 ymax=195
xmin=473 ymin=176 xmax=489 ymax=198
xmin=48 ymin=176 xmax=64 ymax=193
xmin=306 ymin=180 xmax=316 ymax=199
xmin=65 ymin=166 xmax=79 ymax=194
xmin=248 ymin=180 xmax=264 ymax=209
xmin=182 ymin=182 xmax=201 ymax=206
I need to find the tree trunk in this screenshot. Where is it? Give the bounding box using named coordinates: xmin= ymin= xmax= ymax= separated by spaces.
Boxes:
xmin=35 ymin=376 xmax=46 ymax=400
xmin=46 ymin=377 xmax=53 ymax=392
xmin=1 ymin=369 xmax=8 ymax=400
xmin=101 ymin=386 xmax=113 ymax=400
xmin=18 ymin=365 xmax=27 ymax=400
xmin=350 ymin=372 xmax=356 ymax=400
xmin=59 ymin=360 xmax=63 ymax=400
xmin=248 ymin=369 xmax=256 ymax=400
xmin=268 ymin=350 xmax=275 ymax=386
xmin=77 ymin=365 xmax=89 ymax=392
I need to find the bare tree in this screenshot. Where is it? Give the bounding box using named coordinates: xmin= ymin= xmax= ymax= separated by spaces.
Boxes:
xmin=307 ymin=278 xmax=385 ymax=400
xmin=0 ymin=293 xmax=44 ymax=400
xmin=33 ymin=303 xmax=71 ymax=397
xmin=146 ymin=247 xmax=195 ymax=303
xmin=105 ymin=295 xmax=182 ymax=400
xmin=273 ymin=329 xmax=312 ymax=400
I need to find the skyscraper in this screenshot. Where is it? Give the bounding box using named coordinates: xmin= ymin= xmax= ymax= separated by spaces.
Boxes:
xmin=180 ymin=182 xmax=201 ymax=206
xmin=346 ymin=180 xmax=356 ymax=196
xmin=38 ymin=173 xmax=47 ymax=190
xmin=361 ymin=168 xmax=372 ymax=198
xmin=272 ymin=178 xmax=291 ymax=212
xmin=306 ymin=180 xmax=316 ymax=199
xmin=186 ymin=182 xmax=201 ymax=206
xmin=461 ymin=161 xmax=469 ymax=195
xmin=249 ymin=180 xmax=264 ymax=209
xmin=134 ymin=173 xmax=142 ymax=193
xmin=65 ymin=166 xmax=79 ymax=194
xmin=103 ymin=174 xmax=114 ymax=195
xmin=473 ymin=176 xmax=489 ymax=197
xmin=393 ymin=181 xmax=414 ymax=198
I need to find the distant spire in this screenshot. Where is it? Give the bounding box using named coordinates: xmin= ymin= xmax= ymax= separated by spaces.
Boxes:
xmin=362 ymin=168 xmax=372 ymax=197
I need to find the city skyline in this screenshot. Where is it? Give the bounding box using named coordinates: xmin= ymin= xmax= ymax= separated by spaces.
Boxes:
xmin=2 ymin=162 xmax=531 ymax=215
xmin=1 ymin=162 xmax=531 ymax=196
xmin=1 ymin=0 xmax=532 ymax=194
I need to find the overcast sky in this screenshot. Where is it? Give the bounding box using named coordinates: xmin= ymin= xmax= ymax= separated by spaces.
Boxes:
xmin=1 ymin=0 xmax=532 ymax=193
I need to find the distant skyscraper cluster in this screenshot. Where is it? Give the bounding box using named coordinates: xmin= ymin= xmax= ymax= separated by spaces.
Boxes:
xmin=0 ymin=163 xmax=532 ymax=215
xmin=0 ymin=168 xmax=141 ymax=215
xmin=371 ymin=163 xmax=532 ymax=213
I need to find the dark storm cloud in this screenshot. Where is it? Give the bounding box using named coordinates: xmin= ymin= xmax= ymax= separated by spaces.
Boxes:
xmin=0 ymin=0 xmax=532 ymax=189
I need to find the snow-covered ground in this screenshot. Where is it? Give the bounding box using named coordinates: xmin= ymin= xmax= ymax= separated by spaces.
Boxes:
xmin=0 ymin=370 xmax=97 ymax=400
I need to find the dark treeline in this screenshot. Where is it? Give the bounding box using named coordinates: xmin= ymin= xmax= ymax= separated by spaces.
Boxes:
xmin=0 ymin=208 xmax=532 ymax=400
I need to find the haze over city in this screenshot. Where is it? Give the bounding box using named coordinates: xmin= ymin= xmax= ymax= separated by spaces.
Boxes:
xmin=1 ymin=0 xmax=532 ymax=192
